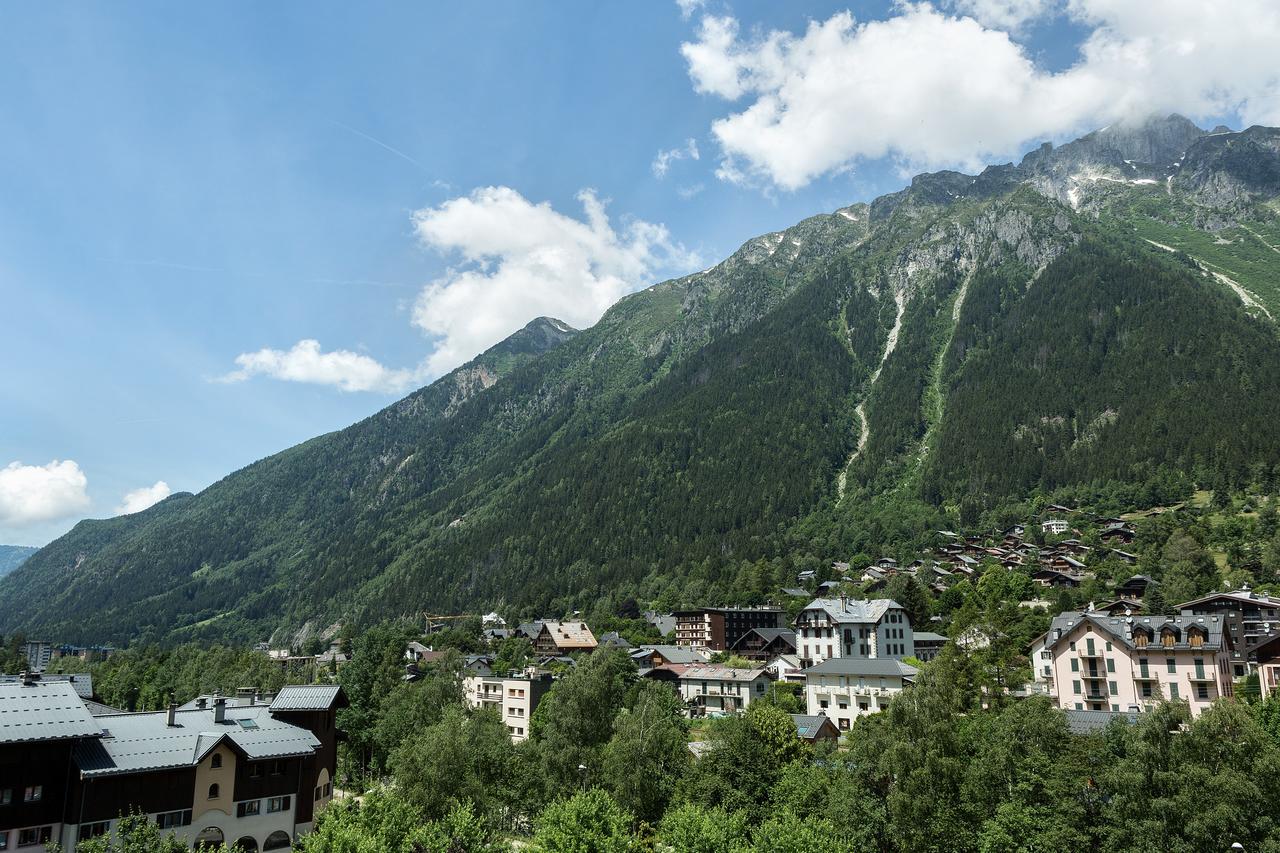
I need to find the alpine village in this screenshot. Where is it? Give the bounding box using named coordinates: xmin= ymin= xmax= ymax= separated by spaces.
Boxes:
xmin=7 ymin=6 xmax=1280 ymax=852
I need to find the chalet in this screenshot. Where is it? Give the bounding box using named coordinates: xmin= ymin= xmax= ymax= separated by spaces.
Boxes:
xmin=630 ymin=645 xmax=709 ymax=669
xmin=912 ymin=632 xmax=948 ymax=662
xmin=790 ymin=714 xmax=840 ymax=745
xmin=1116 ymin=575 xmax=1153 ymax=599
xmin=532 ymin=621 xmax=598 ymax=655
xmin=1032 ymin=568 xmax=1083 ymax=588
xmin=728 ymin=628 xmax=797 ymax=661
xmin=765 ymin=654 xmax=805 ymax=683
xmin=1041 ymin=611 xmax=1233 ymax=716
xmin=1042 ymin=519 xmax=1070 ymax=535
xmin=1099 ymin=522 xmax=1136 ymax=544
xmin=1092 ymin=599 xmax=1144 ymax=617
xmin=1109 ymin=549 xmax=1139 ymax=565
xmin=0 ymin=680 xmax=345 ymax=851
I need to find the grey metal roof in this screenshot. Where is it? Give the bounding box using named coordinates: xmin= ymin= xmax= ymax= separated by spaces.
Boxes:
xmin=913 ymin=632 xmax=949 ymax=643
xmin=0 ymin=672 xmax=93 ymax=698
xmin=269 ymin=684 xmax=347 ymax=712
xmin=790 ymin=714 xmax=837 ymax=739
xmin=803 ymin=658 xmax=918 ymax=678
xmin=632 ymin=645 xmax=706 ymax=664
xmin=1064 ymin=708 xmax=1140 ymax=734
xmin=1047 ymin=611 xmax=1227 ymax=652
xmin=0 ymin=680 xmax=101 ymax=744
xmin=77 ymin=704 xmax=320 ymax=778
xmin=801 ymin=598 xmax=902 ymax=624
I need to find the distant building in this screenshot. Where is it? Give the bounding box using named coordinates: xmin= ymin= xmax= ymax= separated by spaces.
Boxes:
xmin=672 ymin=607 xmax=787 ymax=652
xmin=793 ymin=598 xmax=914 ymax=667
xmin=728 ymin=628 xmax=797 ymax=661
xmin=790 ymin=714 xmax=840 ymax=745
xmin=532 ymin=621 xmax=598 ymax=655
xmin=802 ymin=658 xmax=917 ymax=731
xmin=662 ymin=663 xmax=773 ymax=714
xmin=1041 ymin=519 xmax=1070 ymax=535
xmin=1177 ymin=587 xmax=1280 ymax=676
xmin=19 ymin=640 xmax=53 ymax=673
xmin=1042 ymin=611 xmax=1233 ymax=717
xmin=630 ymin=645 xmax=710 ymax=669
xmin=462 ymin=670 xmax=554 ymax=742
xmin=912 ymin=632 xmax=948 ymax=662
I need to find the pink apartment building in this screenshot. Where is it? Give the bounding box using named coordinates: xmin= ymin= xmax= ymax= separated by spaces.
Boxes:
xmin=1039 ymin=611 xmax=1234 ymax=717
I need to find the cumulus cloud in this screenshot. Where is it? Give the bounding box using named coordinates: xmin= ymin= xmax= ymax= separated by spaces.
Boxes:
xmin=948 ymin=0 xmax=1053 ymax=30
xmin=682 ymin=1 xmax=1280 ymax=190
xmin=0 ymin=460 xmax=91 ymax=526
xmin=676 ymin=0 xmax=705 ymax=20
xmin=652 ymin=138 xmax=700 ymax=178
xmin=115 ymin=481 xmax=171 ymax=516
xmin=411 ymin=186 xmax=699 ymax=375
xmin=220 ymin=340 xmax=428 ymax=393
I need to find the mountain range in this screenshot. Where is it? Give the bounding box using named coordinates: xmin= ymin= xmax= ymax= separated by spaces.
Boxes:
xmin=0 ymin=545 xmax=37 ymax=580
xmin=5 ymin=114 xmax=1280 ymax=646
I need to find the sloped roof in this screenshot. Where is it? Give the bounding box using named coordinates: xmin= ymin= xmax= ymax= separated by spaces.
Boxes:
xmin=801 ymin=598 xmax=902 ymax=624
xmin=790 ymin=714 xmax=838 ymax=739
xmin=668 ymin=663 xmax=771 ymax=682
xmin=731 ymin=628 xmax=796 ymax=648
xmin=77 ymin=704 xmax=320 ymax=778
xmin=1178 ymin=588 xmax=1280 ymax=610
xmin=0 ymin=672 xmax=93 ymax=698
xmin=913 ymin=632 xmax=949 ymax=643
xmin=1064 ymin=708 xmax=1140 ymax=734
xmin=0 ymin=680 xmax=101 ymax=744
xmin=270 ymin=684 xmax=347 ymax=712
xmin=1047 ymin=611 xmax=1226 ymax=652
xmin=538 ymin=621 xmax=598 ymax=649
xmin=803 ymin=658 xmax=918 ymax=678
xmin=632 ymin=645 xmax=706 ymax=664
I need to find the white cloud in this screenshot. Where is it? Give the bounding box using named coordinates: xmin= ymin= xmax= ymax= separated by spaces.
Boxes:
xmin=948 ymin=0 xmax=1053 ymax=30
xmin=676 ymin=0 xmax=705 ymax=21
xmin=115 ymin=481 xmax=171 ymax=516
xmin=683 ymin=1 xmax=1280 ymax=190
xmin=0 ymin=460 xmax=91 ymax=526
xmin=652 ymin=138 xmax=701 ymax=178
xmin=411 ymin=186 xmax=699 ymax=375
xmin=220 ymin=340 xmax=428 ymax=393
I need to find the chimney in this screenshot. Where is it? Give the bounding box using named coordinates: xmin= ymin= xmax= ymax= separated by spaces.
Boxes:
xmin=166 ymin=700 xmax=178 ymax=727
xmin=214 ymin=697 xmax=227 ymax=724
xmin=197 ymin=697 xmax=208 ymax=710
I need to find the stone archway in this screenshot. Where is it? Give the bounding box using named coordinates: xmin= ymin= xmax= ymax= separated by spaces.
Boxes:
xmin=234 ymin=837 xmax=259 ymax=852
xmin=263 ymin=830 xmax=291 ymax=850
xmin=194 ymin=827 xmax=225 ymax=847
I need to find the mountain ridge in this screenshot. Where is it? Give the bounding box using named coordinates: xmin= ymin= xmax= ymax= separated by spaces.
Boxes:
xmin=5 ymin=114 xmax=1280 ymax=645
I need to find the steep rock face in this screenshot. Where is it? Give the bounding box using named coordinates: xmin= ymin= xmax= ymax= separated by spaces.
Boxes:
xmin=1178 ymin=126 xmax=1280 ymax=210
xmin=5 ymin=120 xmax=1280 ymax=645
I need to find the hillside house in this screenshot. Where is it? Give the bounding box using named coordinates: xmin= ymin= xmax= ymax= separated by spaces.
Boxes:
xmin=793 ymin=597 xmax=914 ymax=667
xmin=802 ymin=658 xmax=918 ymax=731
xmin=658 ymin=663 xmax=773 ymax=714
xmin=672 ymin=607 xmax=787 ymax=651
xmin=462 ymin=670 xmax=553 ymax=742
xmin=532 ymin=621 xmax=598 ymax=655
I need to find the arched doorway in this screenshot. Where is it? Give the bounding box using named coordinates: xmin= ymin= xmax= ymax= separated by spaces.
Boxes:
xmin=195 ymin=827 xmax=224 ymax=847
xmin=234 ymin=837 xmax=259 ymax=852
xmin=263 ymin=831 xmax=291 ymax=850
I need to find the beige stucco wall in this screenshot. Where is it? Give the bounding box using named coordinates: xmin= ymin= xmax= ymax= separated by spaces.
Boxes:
xmin=194 ymin=744 xmax=237 ymax=823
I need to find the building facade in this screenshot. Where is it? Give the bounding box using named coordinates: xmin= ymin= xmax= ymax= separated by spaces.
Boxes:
xmin=1177 ymin=588 xmax=1280 ymax=676
xmin=1042 ymin=611 xmax=1234 ymax=717
xmin=664 ymin=664 xmax=773 ymax=714
xmin=672 ymin=607 xmax=787 ymax=651
xmin=462 ymin=671 xmax=553 ymax=742
xmin=802 ymin=658 xmax=918 ymax=732
xmin=0 ymin=679 xmax=344 ymax=852
xmin=793 ymin=598 xmax=914 ymax=667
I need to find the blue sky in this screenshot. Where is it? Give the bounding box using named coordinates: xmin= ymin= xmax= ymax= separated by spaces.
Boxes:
xmin=2 ymin=0 xmax=1275 ymax=545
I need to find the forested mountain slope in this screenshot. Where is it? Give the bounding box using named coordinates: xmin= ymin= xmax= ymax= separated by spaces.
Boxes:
xmin=5 ymin=115 xmax=1280 ymax=645
xmin=0 ymin=546 xmax=37 ymax=579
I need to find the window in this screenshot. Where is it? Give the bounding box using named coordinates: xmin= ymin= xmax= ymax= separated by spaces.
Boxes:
xmin=1170 ymin=684 xmax=1180 ymax=699
xmin=17 ymin=827 xmax=50 ymax=847
xmin=208 ymin=783 xmax=220 ymax=799
xmin=1109 ymin=681 xmax=1118 ymax=696
xmin=1190 ymin=632 xmax=1204 ymax=649
xmin=237 ymin=800 xmax=261 ymax=818
xmin=1197 ymin=684 xmax=1210 ymax=700
xmin=1071 ymin=658 xmax=1079 ymax=672
xmin=1141 ymin=683 xmax=1153 ymax=698
xmin=211 ymin=753 xmax=222 ymax=769
xmin=1167 ymin=658 xmax=1176 ymax=674
xmin=325 ymin=782 xmax=333 ymax=798
xmin=271 ymin=760 xmax=284 ymax=776
xmin=1134 ymin=632 xmax=1148 ymax=648
xmin=22 ymin=786 xmax=41 ymax=804
xmin=0 ymin=789 xmax=9 ymax=805
xmin=78 ymin=823 xmax=109 ymax=841
xmin=1073 ymin=680 xmax=1081 ymax=695
xmin=1111 ymin=704 xmax=1120 ymax=712
xmin=1105 ymin=641 xmax=1112 ymax=651
xmin=1106 ymin=658 xmax=1115 ymax=673
xmin=267 ymin=795 xmax=291 ymax=813
xmin=1162 ymin=632 xmax=1175 ymax=648
xmin=1074 ymin=702 xmax=1083 ymax=710
xmin=157 ymin=810 xmax=192 ymax=829
xmin=249 ymin=763 xmax=263 ymax=778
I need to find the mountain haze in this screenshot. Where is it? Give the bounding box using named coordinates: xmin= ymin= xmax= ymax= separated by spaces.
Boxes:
xmin=6 ymin=115 xmax=1280 ymax=646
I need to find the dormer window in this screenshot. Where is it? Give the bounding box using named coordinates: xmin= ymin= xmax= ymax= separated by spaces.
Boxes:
xmin=1134 ymin=632 xmax=1149 ymax=648
xmin=1189 ymin=628 xmax=1205 ymax=648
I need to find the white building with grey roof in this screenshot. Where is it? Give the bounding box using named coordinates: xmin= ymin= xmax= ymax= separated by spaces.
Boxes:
xmin=802 ymin=657 xmax=918 ymax=733
xmin=793 ymin=597 xmax=914 ymax=667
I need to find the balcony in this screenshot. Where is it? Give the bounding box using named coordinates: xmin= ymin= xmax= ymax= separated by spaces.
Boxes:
xmin=1188 ymin=673 xmax=1216 ymax=683
xmin=1077 ymin=647 xmax=1104 ymax=659
xmin=1134 ymin=671 xmax=1159 ymax=681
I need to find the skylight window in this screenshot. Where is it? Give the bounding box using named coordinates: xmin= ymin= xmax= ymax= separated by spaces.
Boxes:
xmin=236 ymin=718 xmax=259 ymax=730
